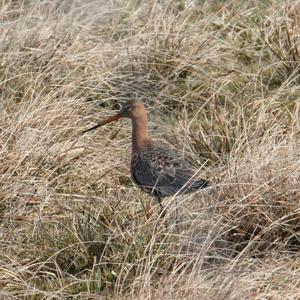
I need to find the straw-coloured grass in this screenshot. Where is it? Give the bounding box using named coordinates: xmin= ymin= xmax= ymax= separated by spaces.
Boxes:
xmin=1 ymin=0 xmax=300 ymax=299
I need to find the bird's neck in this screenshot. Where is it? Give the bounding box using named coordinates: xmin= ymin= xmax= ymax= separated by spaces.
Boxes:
xmin=131 ymin=113 xmax=151 ymax=153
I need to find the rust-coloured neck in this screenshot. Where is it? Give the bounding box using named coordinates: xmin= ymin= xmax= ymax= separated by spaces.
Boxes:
xmin=131 ymin=111 xmax=151 ymax=153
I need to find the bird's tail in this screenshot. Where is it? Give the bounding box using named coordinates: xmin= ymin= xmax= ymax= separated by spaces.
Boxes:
xmin=192 ymin=179 xmax=209 ymax=190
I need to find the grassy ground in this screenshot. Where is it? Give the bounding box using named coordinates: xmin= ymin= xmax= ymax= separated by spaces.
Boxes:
xmin=1 ymin=0 xmax=300 ymax=299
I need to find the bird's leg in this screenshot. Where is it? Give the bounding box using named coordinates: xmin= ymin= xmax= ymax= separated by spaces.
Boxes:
xmin=155 ymin=195 xmax=166 ymax=219
xmin=153 ymin=194 xmax=170 ymax=231
xmin=174 ymin=199 xmax=179 ymax=225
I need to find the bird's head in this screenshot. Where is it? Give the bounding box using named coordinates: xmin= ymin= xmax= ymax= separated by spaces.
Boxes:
xmin=83 ymin=99 xmax=146 ymax=133
xmin=119 ymin=99 xmax=146 ymax=119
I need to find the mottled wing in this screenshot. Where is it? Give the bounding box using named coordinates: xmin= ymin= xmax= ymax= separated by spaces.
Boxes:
xmin=150 ymin=155 xmax=205 ymax=197
xmin=132 ymin=144 xmax=208 ymax=198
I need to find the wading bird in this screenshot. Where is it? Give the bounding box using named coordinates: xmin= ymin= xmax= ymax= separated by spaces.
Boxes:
xmin=83 ymin=100 xmax=209 ymax=216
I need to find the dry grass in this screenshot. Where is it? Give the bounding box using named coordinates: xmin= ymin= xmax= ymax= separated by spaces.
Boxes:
xmin=1 ymin=0 xmax=300 ymax=299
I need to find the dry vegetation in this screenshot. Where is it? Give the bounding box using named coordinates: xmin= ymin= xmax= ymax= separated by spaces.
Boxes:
xmin=1 ymin=0 xmax=300 ymax=299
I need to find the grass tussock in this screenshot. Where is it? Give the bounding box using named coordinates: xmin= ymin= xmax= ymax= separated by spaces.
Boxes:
xmin=1 ymin=0 xmax=300 ymax=299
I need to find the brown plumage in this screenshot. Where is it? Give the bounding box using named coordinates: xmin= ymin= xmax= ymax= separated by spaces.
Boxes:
xmin=83 ymin=100 xmax=209 ymax=215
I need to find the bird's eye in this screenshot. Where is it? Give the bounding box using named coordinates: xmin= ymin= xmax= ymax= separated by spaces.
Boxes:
xmin=125 ymin=106 xmax=131 ymax=111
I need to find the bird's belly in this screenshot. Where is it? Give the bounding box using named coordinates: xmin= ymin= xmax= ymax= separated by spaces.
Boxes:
xmin=130 ymin=162 xmax=157 ymax=196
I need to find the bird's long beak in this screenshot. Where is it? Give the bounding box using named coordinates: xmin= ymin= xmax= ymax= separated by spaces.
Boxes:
xmin=83 ymin=113 xmax=122 ymax=134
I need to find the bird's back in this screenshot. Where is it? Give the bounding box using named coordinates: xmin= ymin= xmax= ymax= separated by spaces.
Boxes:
xmin=131 ymin=140 xmax=208 ymax=198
